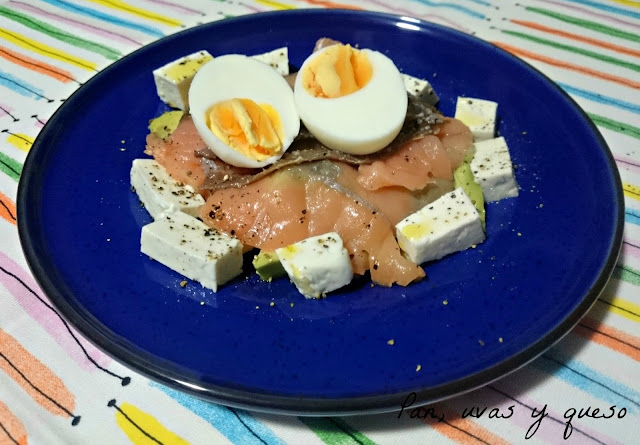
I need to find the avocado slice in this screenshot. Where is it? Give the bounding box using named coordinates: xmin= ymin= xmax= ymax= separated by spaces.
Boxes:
xmin=253 ymin=251 xmax=286 ymax=282
xmin=454 ymin=158 xmax=485 ymax=228
xmin=148 ymin=110 xmax=184 ymax=140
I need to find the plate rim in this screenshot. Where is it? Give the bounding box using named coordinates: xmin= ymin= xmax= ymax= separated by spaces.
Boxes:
xmin=17 ymin=9 xmax=625 ymax=415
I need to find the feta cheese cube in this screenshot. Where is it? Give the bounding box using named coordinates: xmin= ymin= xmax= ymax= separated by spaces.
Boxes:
xmin=470 ymin=137 xmax=519 ymax=202
xmin=396 ymin=188 xmax=485 ymax=264
xmin=402 ymin=73 xmax=439 ymax=105
xmin=276 ymin=232 xmax=353 ymax=299
xmin=141 ymin=211 xmax=243 ymax=292
xmin=252 ymin=47 xmax=289 ymax=76
xmin=153 ymin=50 xmax=213 ymax=110
xmin=130 ymin=159 xmax=204 ymax=220
xmin=454 ymin=97 xmax=498 ymax=141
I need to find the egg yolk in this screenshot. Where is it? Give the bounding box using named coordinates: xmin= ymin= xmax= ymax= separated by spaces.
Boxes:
xmin=302 ymin=44 xmax=373 ymax=98
xmin=206 ymin=98 xmax=284 ymax=161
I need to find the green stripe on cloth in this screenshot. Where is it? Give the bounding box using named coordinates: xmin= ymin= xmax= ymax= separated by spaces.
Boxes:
xmin=526 ymin=6 xmax=640 ymax=43
xmin=614 ymin=265 xmax=640 ymax=286
xmin=0 ymin=151 xmax=22 ymax=181
xmin=0 ymin=5 xmax=120 ymax=60
xmin=587 ymin=113 xmax=640 ymax=140
xmin=502 ymin=30 xmax=640 ymax=73
xmin=300 ymin=417 xmax=377 ymax=445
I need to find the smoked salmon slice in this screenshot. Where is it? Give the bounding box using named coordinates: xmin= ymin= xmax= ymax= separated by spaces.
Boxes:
xmin=436 ymin=117 xmax=474 ymax=169
xmin=199 ymin=162 xmax=426 ymax=286
xmin=149 ymin=114 xmax=473 ymax=287
xmin=145 ymin=116 xmax=207 ymax=190
xmin=356 ymin=135 xmax=452 ymax=191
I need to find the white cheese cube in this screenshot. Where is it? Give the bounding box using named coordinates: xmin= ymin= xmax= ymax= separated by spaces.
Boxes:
xmin=252 ymin=47 xmax=289 ymax=76
xmin=276 ymin=232 xmax=353 ymax=299
xmin=153 ymin=50 xmax=213 ymax=110
xmin=141 ymin=211 xmax=243 ymax=292
xmin=396 ymin=188 xmax=485 ymax=264
xmin=402 ymin=73 xmax=439 ymax=105
xmin=130 ymin=159 xmax=204 ymax=220
xmin=470 ymin=137 xmax=519 ymax=202
xmin=454 ymin=97 xmax=497 ymax=141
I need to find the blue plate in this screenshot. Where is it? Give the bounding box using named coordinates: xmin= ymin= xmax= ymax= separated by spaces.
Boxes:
xmin=18 ymin=10 xmax=623 ymax=415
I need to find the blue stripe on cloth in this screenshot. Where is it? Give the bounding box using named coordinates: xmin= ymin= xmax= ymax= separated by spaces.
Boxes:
xmin=626 ymin=209 xmax=640 ymax=226
xmin=459 ymin=0 xmax=492 ymax=6
xmin=407 ymin=0 xmax=485 ymax=19
xmin=558 ymin=83 xmax=640 ymax=114
xmin=0 ymin=70 xmax=46 ymax=99
xmin=150 ymin=382 xmax=286 ymax=445
xmin=39 ymin=0 xmax=164 ymax=37
xmin=560 ymin=0 xmax=640 ymax=20
xmin=536 ymin=355 xmax=640 ymax=413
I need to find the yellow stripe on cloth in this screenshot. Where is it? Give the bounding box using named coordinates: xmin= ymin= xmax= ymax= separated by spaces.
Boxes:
xmin=115 ymin=402 xmax=190 ymax=444
xmin=623 ymin=182 xmax=640 ymax=202
xmin=600 ymin=295 xmax=640 ymax=323
xmin=256 ymin=0 xmax=296 ymax=10
xmin=85 ymin=0 xmax=181 ymax=26
xmin=608 ymin=0 xmax=640 ymax=8
xmin=7 ymin=133 xmax=33 ymax=152
xmin=0 ymin=27 xmax=96 ymax=70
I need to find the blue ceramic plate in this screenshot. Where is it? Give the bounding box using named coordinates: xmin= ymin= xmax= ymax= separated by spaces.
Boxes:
xmin=18 ymin=10 xmax=623 ymax=415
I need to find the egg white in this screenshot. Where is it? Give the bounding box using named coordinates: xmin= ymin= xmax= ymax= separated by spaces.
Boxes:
xmin=293 ymin=47 xmax=407 ymax=155
xmin=189 ymin=54 xmax=300 ymax=168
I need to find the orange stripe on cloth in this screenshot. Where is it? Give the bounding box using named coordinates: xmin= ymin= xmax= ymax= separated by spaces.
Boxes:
xmin=493 ymin=41 xmax=640 ymax=90
xmin=0 ymin=400 xmax=28 ymax=445
xmin=425 ymin=403 xmax=510 ymax=445
xmin=0 ymin=45 xmax=74 ymax=83
xmin=510 ymin=20 xmax=640 ymax=58
xmin=576 ymin=317 xmax=640 ymax=362
xmin=0 ymin=328 xmax=76 ymax=421
xmin=0 ymin=191 xmax=16 ymax=226
xmin=296 ymin=0 xmax=362 ymax=9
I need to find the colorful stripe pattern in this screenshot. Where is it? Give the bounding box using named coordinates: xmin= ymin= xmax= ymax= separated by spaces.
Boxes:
xmin=0 ymin=0 xmax=639 ymax=444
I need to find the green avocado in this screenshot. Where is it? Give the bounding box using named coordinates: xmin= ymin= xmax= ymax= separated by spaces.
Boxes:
xmin=454 ymin=158 xmax=485 ymax=228
xmin=253 ymin=251 xmax=286 ymax=282
xmin=148 ymin=110 xmax=184 ymax=140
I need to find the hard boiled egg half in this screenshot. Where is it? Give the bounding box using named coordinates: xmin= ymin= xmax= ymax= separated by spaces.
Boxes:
xmin=189 ymin=54 xmax=300 ymax=168
xmin=294 ymin=43 xmax=407 ymax=155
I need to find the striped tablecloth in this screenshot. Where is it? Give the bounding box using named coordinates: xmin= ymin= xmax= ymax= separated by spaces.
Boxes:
xmin=1 ymin=0 xmax=638 ymax=443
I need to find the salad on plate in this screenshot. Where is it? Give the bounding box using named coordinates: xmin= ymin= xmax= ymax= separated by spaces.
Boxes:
xmin=131 ymin=38 xmax=519 ymax=299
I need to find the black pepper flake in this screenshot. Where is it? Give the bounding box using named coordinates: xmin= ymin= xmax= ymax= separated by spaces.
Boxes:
xmin=373 ymin=264 xmax=379 ymax=270
xmin=301 ymin=209 xmax=307 ymax=214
